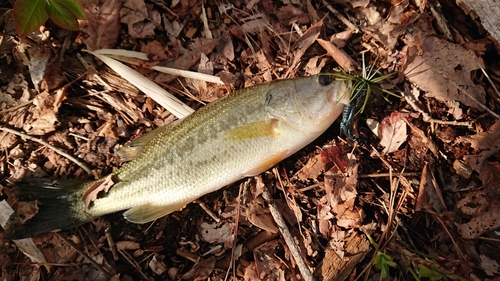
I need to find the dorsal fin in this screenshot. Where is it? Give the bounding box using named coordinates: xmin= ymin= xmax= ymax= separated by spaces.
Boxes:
xmin=117 ymin=121 xmax=179 ymax=162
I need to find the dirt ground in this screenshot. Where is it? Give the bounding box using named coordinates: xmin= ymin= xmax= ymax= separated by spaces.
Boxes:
xmin=1 ymin=0 xmax=500 ymax=280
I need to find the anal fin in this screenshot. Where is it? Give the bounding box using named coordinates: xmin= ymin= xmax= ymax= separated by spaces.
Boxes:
xmin=122 ymin=201 xmax=188 ymax=224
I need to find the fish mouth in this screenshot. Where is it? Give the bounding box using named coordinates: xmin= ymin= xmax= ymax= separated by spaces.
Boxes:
xmin=329 ymin=78 xmax=352 ymax=105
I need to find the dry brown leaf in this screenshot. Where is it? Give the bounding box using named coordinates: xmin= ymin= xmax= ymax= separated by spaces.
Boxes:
xmin=478 ymin=161 xmax=500 ymax=197
xmin=301 ymin=228 xmax=317 ymax=257
xmin=0 ymin=131 xmax=18 ymax=150
xmin=149 ymin=254 xmax=167 ymax=275
xmin=406 ymin=119 xmax=439 ymax=157
xmin=197 ymin=221 xmax=235 ymax=247
xmin=82 ymin=175 xmax=115 ymax=208
xmin=295 ymin=153 xmax=327 ymax=181
xmin=2 ymin=74 xmax=31 ymax=109
xmin=326 ymin=165 xmax=362 ymax=228
xmin=97 ymin=120 xmax=119 ymax=139
xmin=243 ymin=262 xmax=260 ymax=281
xmin=141 ymin=40 xmax=168 ymax=61
xmin=155 ymin=38 xmax=219 ymax=83
xmin=456 ymin=200 xmax=500 ymax=239
xmin=335 ymin=0 xmax=370 ymax=8
xmin=79 ymin=0 xmax=122 ymax=50
xmin=457 ymin=190 xmax=488 ymax=216
xmin=459 ymin=119 xmax=500 ymax=172
xmin=240 ymin=19 xmax=268 ymax=35
xmin=246 ymin=239 xmax=285 ymax=281
xmin=274 ymin=198 xmax=300 ymax=226
xmin=323 ymin=145 xmax=349 ymax=173
xmin=246 ymin=197 xmax=278 ymax=233
xmin=331 ymin=30 xmax=353 ymax=48
xmin=379 ymin=113 xmax=408 ymax=154
xmin=32 ymin=234 xmax=78 ymax=263
xmin=276 ymin=5 xmax=310 ymax=25
xmin=304 ymin=56 xmax=328 ymax=75
xmin=120 ymin=0 xmax=148 ymax=26
xmin=116 ymin=241 xmax=140 ymax=251
xmin=284 ymin=19 xmax=322 ymax=77
xmin=16 ymin=43 xmax=61 ymax=92
xmin=403 ymin=36 xmax=485 ymax=109
xmin=120 ymin=0 xmax=160 ymax=38
xmin=317 ymin=199 xmax=334 ymax=238
xmin=317 ymin=38 xmax=358 ymax=72
xmin=480 ymin=254 xmax=500 ymax=276
xmin=459 ymin=119 xmax=500 ymax=150
xmin=24 ymin=90 xmax=64 ymax=135
xmin=416 ymin=163 xmax=445 ymax=213
xmin=181 ymin=256 xmax=215 ymax=280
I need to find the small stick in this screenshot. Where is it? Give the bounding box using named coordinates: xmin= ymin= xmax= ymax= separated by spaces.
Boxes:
xmin=446 ymin=77 xmax=499 ymax=119
xmin=56 ymin=233 xmax=113 ymax=279
xmin=198 ymin=202 xmax=221 ymax=223
xmin=321 ymin=0 xmax=359 ymax=32
xmin=479 ymin=65 xmax=500 ymax=104
xmin=105 ymin=227 xmax=119 ymax=261
xmin=0 ymin=126 xmax=92 ymax=175
xmin=119 ymin=249 xmax=149 ymax=279
xmin=0 ymin=100 xmax=33 ymax=115
xmin=261 ymin=184 xmax=314 ymax=281
xmin=421 ymin=118 xmax=472 ymax=126
xmin=224 ymin=180 xmax=245 ymax=281
xmin=358 ymin=172 xmax=421 ymax=178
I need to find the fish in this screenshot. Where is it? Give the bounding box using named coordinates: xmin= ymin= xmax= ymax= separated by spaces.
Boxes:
xmin=4 ymin=74 xmax=351 ymax=239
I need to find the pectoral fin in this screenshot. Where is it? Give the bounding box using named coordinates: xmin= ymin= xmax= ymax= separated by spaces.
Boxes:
xmin=244 ymin=151 xmax=289 ymax=176
xmin=123 ymin=201 xmax=188 ymax=223
xmin=224 ymin=119 xmax=278 ymax=141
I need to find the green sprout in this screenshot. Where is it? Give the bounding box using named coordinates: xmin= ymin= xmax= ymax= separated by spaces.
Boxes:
xmin=332 ymin=54 xmax=399 ymax=114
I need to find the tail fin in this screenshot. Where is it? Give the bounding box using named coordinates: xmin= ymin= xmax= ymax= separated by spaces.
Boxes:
xmin=4 ymin=178 xmax=89 ymax=239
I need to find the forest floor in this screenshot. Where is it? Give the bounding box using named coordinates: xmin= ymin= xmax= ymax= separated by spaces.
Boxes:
xmin=1 ymin=0 xmax=500 ymax=280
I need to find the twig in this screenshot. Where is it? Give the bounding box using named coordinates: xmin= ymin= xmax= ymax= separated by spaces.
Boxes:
xmin=119 ymin=249 xmax=149 ymax=279
xmin=261 ymin=183 xmax=314 ymax=281
xmin=421 ymin=118 xmax=472 ymax=126
xmin=105 ymin=227 xmax=119 ymax=261
xmin=447 ymin=78 xmax=500 ymax=119
xmin=431 ymin=213 xmax=466 ymax=261
xmin=321 ymin=0 xmax=359 ymax=32
xmin=479 ymin=65 xmax=500 ymax=104
xmin=56 ymin=233 xmax=113 ymax=279
xmin=224 ymin=180 xmax=245 ymax=281
xmin=198 ymin=202 xmax=220 ymax=223
xmin=0 ymin=100 xmax=33 ymax=115
xmin=358 ymin=172 xmax=421 ymax=178
xmin=0 ymin=126 xmax=92 ymax=175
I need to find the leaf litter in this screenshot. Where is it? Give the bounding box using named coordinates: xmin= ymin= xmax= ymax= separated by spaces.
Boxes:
xmin=1 ymin=0 xmax=500 ymax=280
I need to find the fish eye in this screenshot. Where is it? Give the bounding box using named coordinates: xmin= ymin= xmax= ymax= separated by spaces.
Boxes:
xmin=317 ymin=75 xmax=332 ymax=86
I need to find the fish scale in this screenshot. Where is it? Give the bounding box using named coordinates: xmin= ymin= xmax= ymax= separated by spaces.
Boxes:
xmin=4 ymin=74 xmax=351 ymax=239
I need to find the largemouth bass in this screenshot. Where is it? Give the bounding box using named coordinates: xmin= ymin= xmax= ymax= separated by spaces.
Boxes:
xmin=5 ymin=74 xmax=351 ymax=239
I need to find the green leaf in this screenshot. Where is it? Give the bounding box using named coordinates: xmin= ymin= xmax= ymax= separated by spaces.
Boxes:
xmin=418 ymin=264 xmax=443 ymax=281
xmin=46 ymin=0 xmax=80 ymax=31
xmin=48 ymin=0 xmax=87 ymax=20
xmin=13 ymin=0 xmax=49 ymax=37
xmin=374 ymin=252 xmax=397 ymax=278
